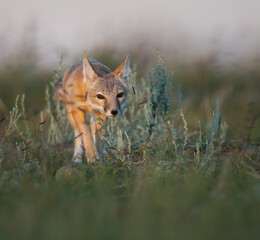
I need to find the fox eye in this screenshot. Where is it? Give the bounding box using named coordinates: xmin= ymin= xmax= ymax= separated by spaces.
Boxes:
xmin=97 ymin=94 xmax=105 ymax=99
xmin=117 ymin=92 xmax=124 ymax=98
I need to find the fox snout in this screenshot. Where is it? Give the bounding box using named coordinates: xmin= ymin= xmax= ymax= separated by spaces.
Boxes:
xmin=106 ymin=100 xmax=121 ymax=118
xmin=111 ymin=109 xmax=118 ymax=117
xmin=107 ymin=109 xmax=121 ymax=118
xmin=105 ymin=97 xmax=122 ymax=118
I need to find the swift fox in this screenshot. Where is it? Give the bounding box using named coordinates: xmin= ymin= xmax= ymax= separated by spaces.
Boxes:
xmin=55 ymin=56 xmax=130 ymax=163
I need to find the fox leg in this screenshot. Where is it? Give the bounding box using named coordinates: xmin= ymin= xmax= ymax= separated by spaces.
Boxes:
xmin=90 ymin=114 xmax=107 ymax=157
xmin=90 ymin=115 xmax=100 ymax=159
xmin=72 ymin=109 xmax=97 ymax=162
xmin=66 ymin=107 xmax=83 ymax=163
xmin=90 ymin=115 xmax=97 ymax=145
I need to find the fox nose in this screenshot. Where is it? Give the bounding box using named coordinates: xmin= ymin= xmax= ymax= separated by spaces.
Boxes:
xmin=111 ymin=110 xmax=118 ymax=116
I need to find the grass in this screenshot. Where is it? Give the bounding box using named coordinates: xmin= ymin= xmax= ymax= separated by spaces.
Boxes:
xmin=0 ymin=52 xmax=259 ymax=240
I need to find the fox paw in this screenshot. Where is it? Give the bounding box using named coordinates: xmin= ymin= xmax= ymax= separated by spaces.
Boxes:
xmin=72 ymin=155 xmax=83 ymax=164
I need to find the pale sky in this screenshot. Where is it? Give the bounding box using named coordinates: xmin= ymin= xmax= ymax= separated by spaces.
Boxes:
xmin=0 ymin=0 xmax=259 ymax=66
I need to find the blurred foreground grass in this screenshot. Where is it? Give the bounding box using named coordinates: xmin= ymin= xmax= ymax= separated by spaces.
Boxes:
xmin=0 ymin=163 xmax=260 ymax=240
xmin=0 ymin=51 xmax=259 ymax=239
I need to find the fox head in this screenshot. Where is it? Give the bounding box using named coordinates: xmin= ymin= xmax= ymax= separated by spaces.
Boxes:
xmin=83 ymin=56 xmax=130 ymax=118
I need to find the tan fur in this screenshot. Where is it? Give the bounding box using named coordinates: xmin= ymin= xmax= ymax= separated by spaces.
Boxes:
xmin=55 ymin=56 xmax=130 ymax=163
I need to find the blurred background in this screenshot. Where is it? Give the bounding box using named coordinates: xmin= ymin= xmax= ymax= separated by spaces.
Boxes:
xmin=0 ymin=0 xmax=259 ymax=135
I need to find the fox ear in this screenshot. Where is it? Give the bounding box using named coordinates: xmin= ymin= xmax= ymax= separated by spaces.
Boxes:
xmin=83 ymin=57 xmax=97 ymax=82
xmin=112 ymin=55 xmax=130 ymax=81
